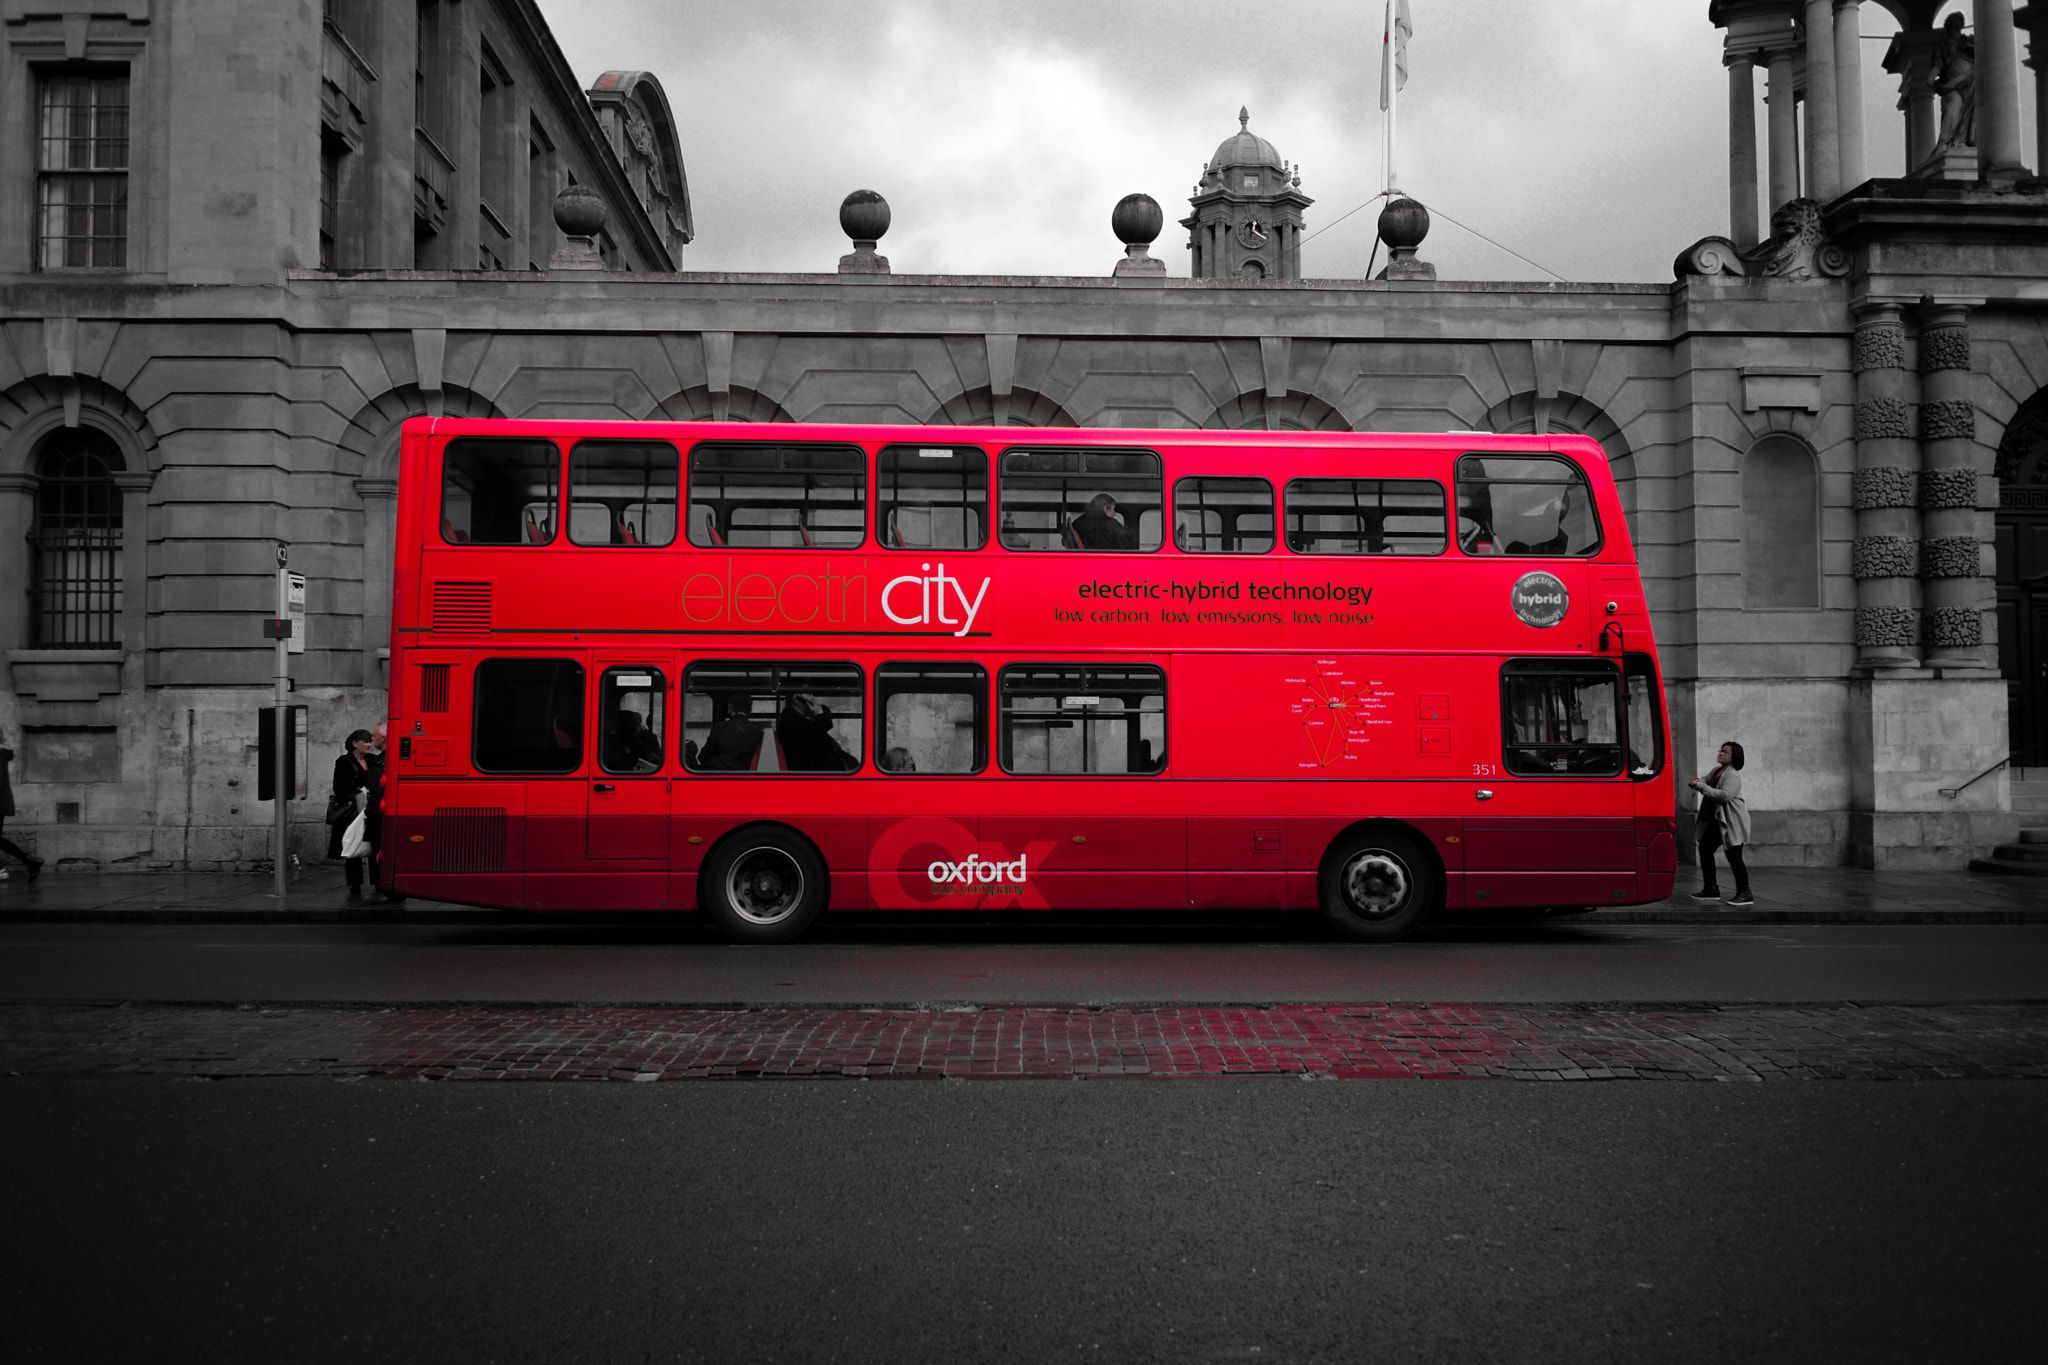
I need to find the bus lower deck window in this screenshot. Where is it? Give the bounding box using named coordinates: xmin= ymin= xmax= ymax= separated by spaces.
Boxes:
xmin=441 ymin=438 xmax=560 ymax=545
xmin=999 ymin=448 xmax=1162 ymax=552
xmin=688 ymin=442 xmax=866 ymax=549
xmin=1457 ymin=455 xmax=1600 ymax=557
xmin=473 ymin=658 xmax=584 ymax=773
xmin=1499 ymin=658 xmax=1622 ymax=777
xmin=1174 ymin=476 xmax=1274 ymax=553
xmin=1284 ymin=478 xmax=1446 ymax=555
xmin=598 ymin=666 xmax=668 ymax=774
xmin=879 ymin=445 xmax=988 ymax=551
xmin=569 ymin=440 xmax=679 ymax=547
xmin=681 ymin=661 xmax=864 ymax=773
xmin=875 ymin=662 xmax=987 ymax=774
xmin=998 ymin=664 xmax=1165 ymax=774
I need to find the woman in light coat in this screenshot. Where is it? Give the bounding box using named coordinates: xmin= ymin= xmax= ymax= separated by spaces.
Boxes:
xmin=1688 ymin=740 xmax=1751 ymax=905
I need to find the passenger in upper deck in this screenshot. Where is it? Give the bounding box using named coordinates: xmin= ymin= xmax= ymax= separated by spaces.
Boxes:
xmin=777 ymin=694 xmax=859 ymax=772
xmin=697 ymin=693 xmax=763 ymax=771
xmin=1456 ymin=488 xmax=1498 ymax=555
xmin=1069 ymin=494 xmax=1137 ymax=551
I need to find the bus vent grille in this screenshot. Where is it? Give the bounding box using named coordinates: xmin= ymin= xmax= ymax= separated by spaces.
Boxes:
xmin=419 ymin=663 xmax=450 ymax=713
xmin=431 ymin=807 xmax=506 ymax=873
xmin=432 ymin=581 xmax=492 ymax=633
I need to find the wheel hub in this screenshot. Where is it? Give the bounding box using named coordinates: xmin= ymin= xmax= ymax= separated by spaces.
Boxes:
xmin=727 ymin=848 xmax=804 ymax=925
xmin=1342 ymin=851 xmax=1409 ymax=918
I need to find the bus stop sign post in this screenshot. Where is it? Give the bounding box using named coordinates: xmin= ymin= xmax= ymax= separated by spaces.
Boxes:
xmin=268 ymin=547 xmax=296 ymax=902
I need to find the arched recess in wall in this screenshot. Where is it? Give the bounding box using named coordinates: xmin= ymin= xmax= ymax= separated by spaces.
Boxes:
xmin=342 ymin=384 xmax=501 ymax=696
xmin=1993 ymin=385 xmax=2048 ymax=764
xmin=1740 ymin=434 xmax=1821 ymax=609
xmin=1204 ymin=390 xmax=1349 ymax=432
xmin=0 ymin=376 xmax=158 ymax=660
xmin=1994 ymin=385 xmax=2048 ymax=490
xmin=1483 ymin=391 xmax=1638 ymax=544
xmin=928 ymin=386 xmax=1077 ymax=427
xmin=650 ymin=385 xmax=794 ymax=424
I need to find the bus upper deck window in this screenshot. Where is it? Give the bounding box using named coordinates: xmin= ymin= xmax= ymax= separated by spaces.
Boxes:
xmin=878 ymin=445 xmax=987 ymax=551
xmin=441 ymin=438 xmax=560 ymax=545
xmin=1457 ymin=455 xmax=1600 ymax=557
xmin=998 ymin=448 xmax=1162 ymax=552
xmin=569 ymin=440 xmax=679 ymax=547
xmin=688 ymin=442 xmax=866 ymax=549
xmin=1284 ymin=478 xmax=1445 ymax=555
xmin=1174 ymin=476 xmax=1274 ymax=553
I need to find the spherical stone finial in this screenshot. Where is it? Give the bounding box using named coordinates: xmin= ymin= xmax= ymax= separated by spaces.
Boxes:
xmin=839 ymin=189 xmax=891 ymax=244
xmin=553 ymin=183 xmax=608 ymax=238
xmin=1111 ymin=193 xmax=1164 ymax=246
xmin=1377 ymin=195 xmax=1430 ymax=251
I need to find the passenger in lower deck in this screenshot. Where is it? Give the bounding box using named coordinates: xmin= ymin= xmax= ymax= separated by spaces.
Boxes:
xmin=697 ymin=693 xmax=764 ymax=770
xmin=777 ymin=694 xmax=859 ymax=771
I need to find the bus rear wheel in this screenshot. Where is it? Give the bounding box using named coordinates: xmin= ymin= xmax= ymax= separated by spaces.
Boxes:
xmin=703 ymin=827 xmax=826 ymax=945
xmin=1319 ymin=827 xmax=1439 ymax=943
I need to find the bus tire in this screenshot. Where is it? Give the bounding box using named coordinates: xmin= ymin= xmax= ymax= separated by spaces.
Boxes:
xmin=702 ymin=826 xmax=827 ymax=945
xmin=1319 ymin=826 xmax=1439 ymax=943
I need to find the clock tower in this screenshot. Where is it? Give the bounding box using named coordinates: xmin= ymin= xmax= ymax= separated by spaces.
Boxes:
xmin=1182 ymin=108 xmax=1313 ymax=281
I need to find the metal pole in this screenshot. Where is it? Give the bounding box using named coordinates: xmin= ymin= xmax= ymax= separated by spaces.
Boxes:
xmin=274 ymin=549 xmax=289 ymax=902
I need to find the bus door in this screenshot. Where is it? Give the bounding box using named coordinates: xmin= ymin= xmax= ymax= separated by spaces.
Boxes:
xmin=584 ymin=661 xmax=673 ymax=902
xmin=1464 ymin=657 xmax=1636 ymax=909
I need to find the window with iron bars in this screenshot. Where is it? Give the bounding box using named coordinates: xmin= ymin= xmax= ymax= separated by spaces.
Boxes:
xmin=37 ymin=69 xmax=130 ymax=270
xmin=29 ymin=432 xmax=124 ymax=647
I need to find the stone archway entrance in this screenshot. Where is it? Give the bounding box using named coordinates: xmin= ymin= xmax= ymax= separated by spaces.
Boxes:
xmin=1995 ymin=395 xmax=2048 ymax=765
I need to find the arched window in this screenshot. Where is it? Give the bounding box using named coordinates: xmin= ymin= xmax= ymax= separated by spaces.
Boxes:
xmin=1742 ymin=434 xmax=1819 ymax=609
xmin=30 ymin=427 xmax=123 ymax=646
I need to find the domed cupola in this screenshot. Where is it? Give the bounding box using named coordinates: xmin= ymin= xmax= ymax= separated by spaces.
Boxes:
xmin=1183 ymin=108 xmax=1312 ymax=281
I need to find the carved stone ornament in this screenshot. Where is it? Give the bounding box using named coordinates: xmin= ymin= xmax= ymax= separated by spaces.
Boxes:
xmin=1918 ymin=326 xmax=1970 ymax=373
xmin=1925 ymin=606 xmax=1982 ymax=648
xmin=1919 ymin=466 xmax=1978 ymax=510
xmin=1853 ymin=397 xmax=1912 ymax=442
xmin=1853 ymin=325 xmax=1905 ymax=373
xmin=1751 ymin=200 xmax=1853 ymax=282
xmin=1919 ymin=399 xmax=1976 ymax=442
xmin=1852 ymin=466 xmax=1918 ymax=510
xmin=1855 ymin=605 xmax=1919 ymax=647
xmin=1671 ymin=236 xmax=1746 ymax=279
xmin=1852 ymin=534 xmax=1919 ymax=579
xmin=1918 ymin=536 xmax=1981 ymax=579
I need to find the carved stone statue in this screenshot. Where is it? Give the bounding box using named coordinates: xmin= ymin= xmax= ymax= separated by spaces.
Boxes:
xmin=1931 ymin=12 xmax=1976 ymax=153
xmin=1671 ymin=199 xmax=1849 ymax=283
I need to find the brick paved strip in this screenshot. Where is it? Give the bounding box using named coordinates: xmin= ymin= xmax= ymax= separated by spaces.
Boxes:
xmin=1 ymin=1003 xmax=2044 ymax=1082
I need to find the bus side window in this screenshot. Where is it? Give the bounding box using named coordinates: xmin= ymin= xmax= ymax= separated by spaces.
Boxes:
xmin=1174 ymin=476 xmax=1274 ymax=553
xmin=998 ymin=663 xmax=1166 ymax=774
xmin=687 ymin=442 xmax=866 ymax=549
xmin=568 ymin=440 xmax=679 ymax=547
xmin=875 ymin=662 xmax=987 ymax=774
xmin=681 ymin=660 xmax=865 ymax=774
xmin=473 ymin=657 xmax=584 ymax=774
xmin=1499 ymin=658 xmax=1622 ymax=777
xmin=1623 ymin=653 xmax=1664 ymax=780
xmin=998 ymin=447 xmax=1162 ymax=552
xmin=1283 ymin=478 xmax=1445 ymax=555
xmin=1457 ymin=455 xmax=1600 ymax=557
xmin=441 ymin=438 xmax=560 ymax=546
xmin=598 ymin=667 xmax=667 ymax=774
xmin=878 ymin=445 xmax=988 ymax=551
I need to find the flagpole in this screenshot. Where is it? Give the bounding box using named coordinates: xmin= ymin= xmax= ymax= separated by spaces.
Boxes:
xmin=1386 ymin=0 xmax=1398 ymax=195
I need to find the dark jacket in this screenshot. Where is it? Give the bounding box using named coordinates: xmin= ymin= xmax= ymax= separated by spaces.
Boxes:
xmin=775 ymin=703 xmax=857 ymax=772
xmin=0 ymin=746 xmax=14 ymax=819
xmin=326 ymin=751 xmax=383 ymax=858
xmin=1069 ymin=509 xmax=1137 ymax=550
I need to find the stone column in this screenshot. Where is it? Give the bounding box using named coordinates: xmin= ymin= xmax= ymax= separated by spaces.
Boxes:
xmin=1728 ymin=53 xmax=1761 ymax=249
xmin=355 ymin=478 xmax=398 ymax=696
xmin=1833 ymin=1 xmax=1866 ymax=190
xmin=1804 ymin=0 xmax=1842 ymax=199
xmin=0 ymin=474 xmax=33 ymax=655
xmin=1885 ymin=31 xmax=1942 ymax=172
xmin=109 ymin=471 xmax=153 ymax=695
xmin=1976 ymin=0 xmax=2029 ymax=178
xmin=1767 ymin=46 xmax=1801 ymax=208
xmin=1851 ymin=300 xmax=1920 ymax=669
xmin=2023 ymin=7 xmax=2048 ymax=172
xmin=1917 ymin=304 xmax=1991 ymax=669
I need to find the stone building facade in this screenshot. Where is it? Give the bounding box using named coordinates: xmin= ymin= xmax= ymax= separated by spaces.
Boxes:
xmin=0 ymin=0 xmax=2042 ymax=873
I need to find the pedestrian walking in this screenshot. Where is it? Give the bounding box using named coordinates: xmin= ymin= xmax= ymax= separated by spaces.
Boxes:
xmin=0 ymin=728 xmax=46 ymax=884
xmin=1688 ymin=740 xmax=1752 ymax=905
xmin=328 ymin=728 xmax=383 ymax=902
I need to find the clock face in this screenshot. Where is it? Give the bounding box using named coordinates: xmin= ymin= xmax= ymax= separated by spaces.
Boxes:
xmin=1237 ymin=219 xmax=1269 ymax=249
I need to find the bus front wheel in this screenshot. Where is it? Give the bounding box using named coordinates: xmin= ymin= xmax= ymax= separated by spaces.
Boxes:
xmin=1319 ymin=827 xmax=1439 ymax=943
xmin=702 ymin=827 xmax=827 ymax=945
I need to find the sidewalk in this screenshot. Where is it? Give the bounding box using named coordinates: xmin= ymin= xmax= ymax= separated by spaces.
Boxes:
xmin=0 ymin=862 xmax=2041 ymax=924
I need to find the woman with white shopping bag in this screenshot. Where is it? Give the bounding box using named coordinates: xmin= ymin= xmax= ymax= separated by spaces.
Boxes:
xmin=327 ymin=728 xmax=383 ymax=902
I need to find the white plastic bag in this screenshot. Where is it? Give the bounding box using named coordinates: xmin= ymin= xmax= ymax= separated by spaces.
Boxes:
xmin=340 ymin=808 xmax=368 ymax=860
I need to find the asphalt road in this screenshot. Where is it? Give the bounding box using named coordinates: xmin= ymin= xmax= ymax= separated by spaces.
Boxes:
xmin=3 ymin=919 xmax=2047 ymax=1005
xmin=8 ymin=1076 xmax=2041 ymax=1364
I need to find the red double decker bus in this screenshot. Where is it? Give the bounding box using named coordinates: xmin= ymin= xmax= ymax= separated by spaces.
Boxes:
xmin=382 ymin=417 xmax=1675 ymax=942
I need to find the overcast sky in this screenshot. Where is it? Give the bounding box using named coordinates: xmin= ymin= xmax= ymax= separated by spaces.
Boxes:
xmin=537 ymin=0 xmax=2005 ymax=283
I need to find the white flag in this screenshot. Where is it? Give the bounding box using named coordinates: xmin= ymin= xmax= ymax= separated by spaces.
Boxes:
xmin=1379 ymin=0 xmax=1411 ymax=112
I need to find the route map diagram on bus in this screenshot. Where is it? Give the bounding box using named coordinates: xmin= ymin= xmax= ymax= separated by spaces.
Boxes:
xmin=1286 ymin=662 xmax=1393 ymax=768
